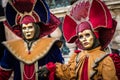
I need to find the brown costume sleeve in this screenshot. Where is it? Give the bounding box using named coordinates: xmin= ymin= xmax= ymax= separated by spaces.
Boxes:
xmin=55 ymin=53 xmax=78 ymax=80
xmin=102 ymin=56 xmax=118 ymax=80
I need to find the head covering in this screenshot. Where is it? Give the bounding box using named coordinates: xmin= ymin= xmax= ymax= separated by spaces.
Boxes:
xmin=4 ymin=0 xmax=60 ymax=38
xmin=77 ymin=21 xmax=91 ymax=33
xmin=63 ymin=0 xmax=117 ymax=50
xmin=21 ymin=15 xmax=35 ymax=24
xmin=76 ymin=21 xmax=100 ymax=50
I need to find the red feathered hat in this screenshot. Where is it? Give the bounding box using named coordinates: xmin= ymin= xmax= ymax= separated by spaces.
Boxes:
xmin=63 ymin=0 xmax=117 ymax=49
xmin=4 ymin=0 xmax=60 ymax=38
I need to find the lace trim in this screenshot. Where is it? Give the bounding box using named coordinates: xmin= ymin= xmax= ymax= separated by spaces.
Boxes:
xmin=23 ymin=71 xmax=35 ymax=79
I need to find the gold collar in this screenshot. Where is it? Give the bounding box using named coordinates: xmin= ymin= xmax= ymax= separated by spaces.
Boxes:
xmin=2 ymin=38 xmax=58 ymax=64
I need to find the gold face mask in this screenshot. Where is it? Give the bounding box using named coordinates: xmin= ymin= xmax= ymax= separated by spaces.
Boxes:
xmin=22 ymin=23 xmax=35 ymax=40
xmin=78 ymin=30 xmax=94 ymax=50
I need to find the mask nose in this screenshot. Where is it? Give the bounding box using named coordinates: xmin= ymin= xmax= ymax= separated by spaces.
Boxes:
xmin=83 ymin=36 xmax=87 ymax=41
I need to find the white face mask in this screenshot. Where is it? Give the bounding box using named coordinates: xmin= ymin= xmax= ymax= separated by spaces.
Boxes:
xmin=78 ymin=30 xmax=94 ymax=49
xmin=22 ymin=23 xmax=35 ymax=40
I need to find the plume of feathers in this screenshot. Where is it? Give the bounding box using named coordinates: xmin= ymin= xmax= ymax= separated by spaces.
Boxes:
xmin=70 ymin=1 xmax=90 ymax=21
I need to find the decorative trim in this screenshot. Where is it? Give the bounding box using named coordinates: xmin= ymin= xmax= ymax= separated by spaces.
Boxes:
xmin=35 ymin=62 xmax=38 ymax=80
xmin=20 ymin=62 xmax=24 ymax=80
xmin=90 ymin=53 xmax=109 ymax=79
xmin=0 ymin=66 xmax=12 ymax=71
xmin=2 ymin=38 xmax=58 ymax=64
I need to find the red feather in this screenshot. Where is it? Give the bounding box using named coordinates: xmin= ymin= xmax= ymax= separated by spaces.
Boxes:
xmin=70 ymin=1 xmax=90 ymax=21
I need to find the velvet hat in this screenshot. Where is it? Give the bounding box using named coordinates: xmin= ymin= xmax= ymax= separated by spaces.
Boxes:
xmin=4 ymin=0 xmax=60 ymax=38
xmin=63 ymin=0 xmax=117 ymax=49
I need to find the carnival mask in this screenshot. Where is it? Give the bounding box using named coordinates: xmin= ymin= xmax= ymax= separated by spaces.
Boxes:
xmin=22 ymin=23 xmax=35 ymax=40
xmin=78 ymin=29 xmax=94 ymax=49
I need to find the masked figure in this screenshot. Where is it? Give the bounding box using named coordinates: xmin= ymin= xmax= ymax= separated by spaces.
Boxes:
xmin=54 ymin=0 xmax=119 ymax=80
xmin=0 ymin=0 xmax=64 ymax=80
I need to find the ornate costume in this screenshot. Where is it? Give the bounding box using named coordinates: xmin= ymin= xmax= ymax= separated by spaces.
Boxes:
xmin=0 ymin=0 xmax=64 ymax=80
xmin=55 ymin=0 xmax=119 ymax=80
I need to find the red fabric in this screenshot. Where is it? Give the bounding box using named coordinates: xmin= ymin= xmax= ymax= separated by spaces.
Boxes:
xmin=39 ymin=13 xmax=60 ymax=38
xmin=12 ymin=0 xmax=35 ymax=13
xmin=89 ymin=0 xmax=117 ymax=50
xmin=23 ymin=64 xmax=35 ymax=80
xmin=77 ymin=21 xmax=91 ymax=33
xmin=63 ymin=0 xmax=117 ymax=50
xmin=21 ymin=15 xmax=35 ymax=24
xmin=5 ymin=0 xmax=60 ymax=39
xmin=80 ymin=57 xmax=88 ymax=80
xmin=4 ymin=13 xmax=60 ymax=39
xmin=63 ymin=15 xmax=77 ymax=43
xmin=99 ymin=19 xmax=117 ymax=50
xmin=109 ymin=54 xmax=120 ymax=80
xmin=89 ymin=0 xmax=112 ymax=29
xmin=76 ymin=21 xmax=99 ymax=39
xmin=74 ymin=50 xmax=81 ymax=54
xmin=46 ymin=62 xmax=56 ymax=80
xmin=70 ymin=1 xmax=90 ymax=21
xmin=16 ymin=12 xmax=40 ymax=25
xmin=0 ymin=68 xmax=12 ymax=80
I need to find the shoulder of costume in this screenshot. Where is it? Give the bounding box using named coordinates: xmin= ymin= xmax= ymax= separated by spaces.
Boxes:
xmin=2 ymin=38 xmax=60 ymax=64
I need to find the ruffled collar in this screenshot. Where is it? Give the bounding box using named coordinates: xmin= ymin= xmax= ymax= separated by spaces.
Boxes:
xmin=2 ymin=38 xmax=58 ymax=64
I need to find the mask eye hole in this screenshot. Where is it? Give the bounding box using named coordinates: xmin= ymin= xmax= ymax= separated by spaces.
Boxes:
xmin=22 ymin=26 xmax=26 ymax=30
xmin=78 ymin=35 xmax=83 ymax=39
xmin=85 ymin=33 xmax=90 ymax=37
xmin=28 ymin=26 xmax=33 ymax=29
